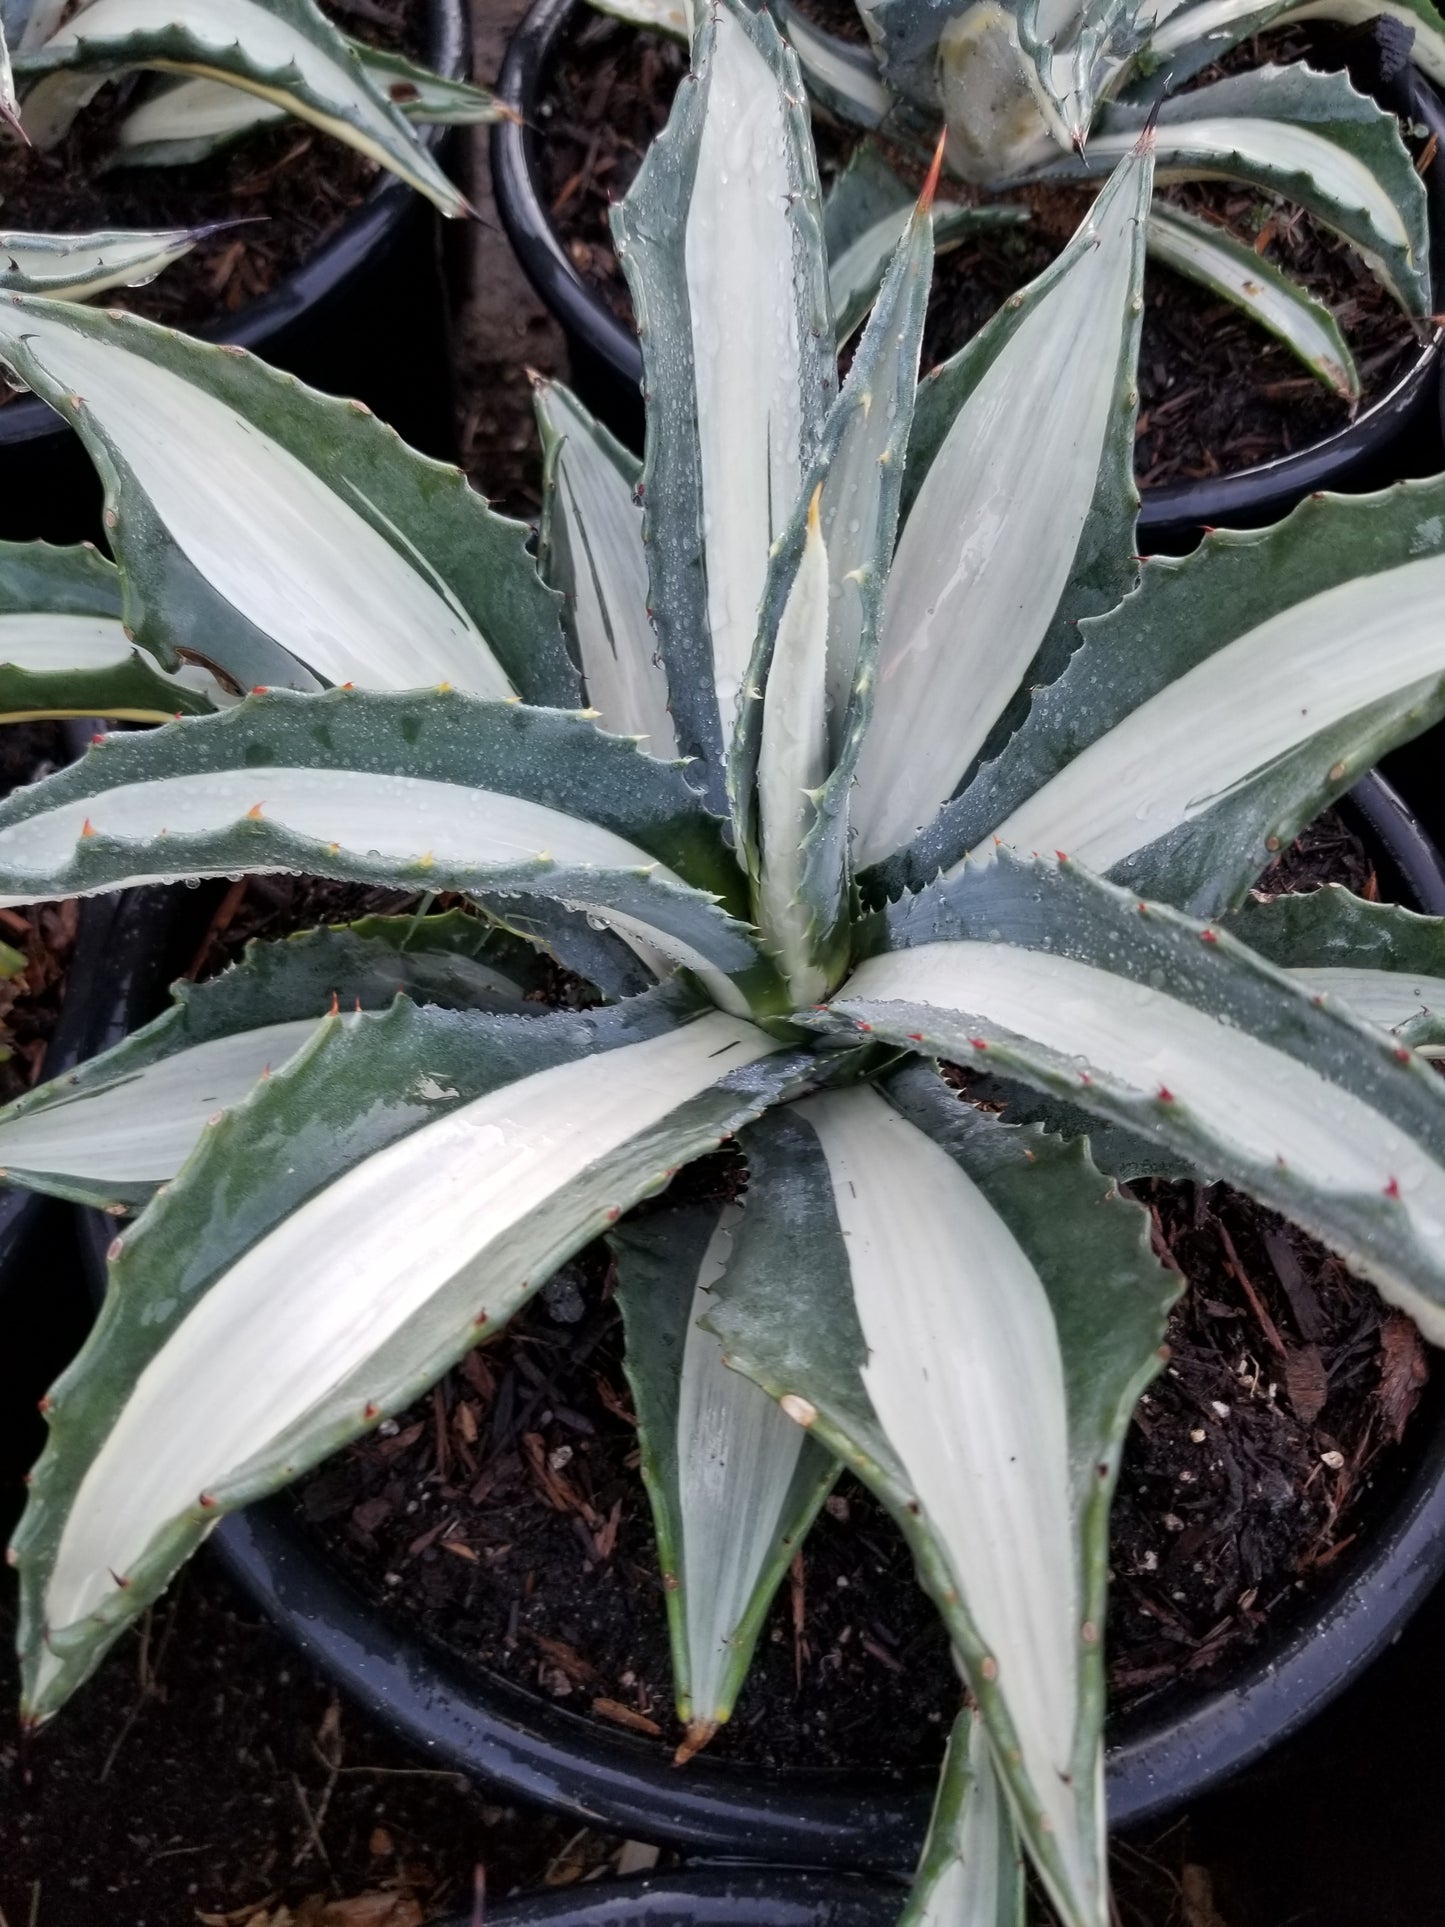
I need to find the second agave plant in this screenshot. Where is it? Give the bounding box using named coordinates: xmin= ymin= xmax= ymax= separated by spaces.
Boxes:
xmin=3 ymin=3 xmax=1445 ymax=1923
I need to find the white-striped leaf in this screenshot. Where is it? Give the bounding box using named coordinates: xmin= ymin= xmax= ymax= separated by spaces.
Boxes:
xmin=849 ymin=138 xmax=1153 ymax=872
xmin=0 ymin=222 xmax=220 ymax=300
xmin=828 ymin=850 xmax=1445 ymax=1343
xmin=0 ymin=13 xmax=22 ymax=137
xmin=13 ymin=0 xmax=469 ymax=214
xmin=899 ymin=1709 xmax=1026 ymax=1927
xmin=0 ymin=297 xmax=575 ymax=705
xmin=1076 ymin=65 xmax=1431 ymax=314
xmin=0 ymin=690 xmax=779 ymax=1015
xmin=900 ymin=478 xmax=1445 ymax=915
xmin=1140 ymin=0 xmax=1445 ymax=96
xmin=752 ymin=489 xmax=832 ymax=1007
xmin=0 ymin=908 xmax=540 ymax=1207
xmin=612 ymin=0 xmax=836 ymax=807
xmin=534 ymin=379 xmax=676 ymax=758
xmin=1147 ymin=204 xmax=1359 ymax=400
xmin=0 ymin=539 xmax=220 ymax=721
xmin=730 ymin=176 xmax=935 ymax=1002
xmin=614 ymin=1201 xmax=838 ymax=1752
xmin=775 ymin=0 xmax=894 ymax=133
xmin=708 ymin=1074 xmax=1174 ymax=1927
xmin=586 ymin=0 xmax=692 ymax=39
xmin=12 ymin=981 xmax=813 ymax=1722
xmin=1227 ymin=883 xmax=1445 ymax=1055
xmin=113 ymin=46 xmax=507 ymax=166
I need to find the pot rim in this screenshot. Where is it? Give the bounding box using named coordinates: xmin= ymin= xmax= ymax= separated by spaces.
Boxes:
xmin=482 ymin=1869 xmax=907 ymax=1927
xmin=60 ymin=772 xmax=1445 ymax=1867
xmin=489 ymin=0 xmax=1445 ymax=536
xmin=0 ymin=0 xmax=468 ymax=449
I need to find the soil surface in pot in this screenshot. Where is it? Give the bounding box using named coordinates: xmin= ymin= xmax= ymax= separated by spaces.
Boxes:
xmin=0 ymin=726 xmax=79 ymax=1101
xmin=534 ymin=11 xmax=1425 ymax=491
xmin=188 ymin=813 xmax=1430 ymax=1778
xmin=0 ymin=0 xmax=431 ymax=410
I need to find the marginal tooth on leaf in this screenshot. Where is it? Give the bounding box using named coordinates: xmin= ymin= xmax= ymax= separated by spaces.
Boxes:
xmin=245 ymin=803 xmax=264 ymax=820
xmin=1385 ymin=1176 xmax=1402 ymax=1199
xmin=80 ymin=818 xmax=96 ymax=839
xmin=1157 ymin=1086 xmax=1176 ymax=1103
xmin=416 ymin=852 xmax=435 ymax=870
xmin=779 ymin=1394 xmax=818 ymax=1427
xmin=198 ymin=1492 xmax=217 ymax=1510
xmin=980 ymin=1655 xmax=998 ymax=1681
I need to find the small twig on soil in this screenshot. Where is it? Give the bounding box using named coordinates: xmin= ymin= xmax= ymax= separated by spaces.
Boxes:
xmin=289 ymin=1771 xmax=335 ymax=1879
xmin=1213 ymin=1219 xmax=1287 ymax=1358
xmin=790 ymin=1549 xmax=807 ymax=1690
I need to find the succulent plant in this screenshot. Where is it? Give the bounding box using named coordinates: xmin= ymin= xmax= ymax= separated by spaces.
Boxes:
xmin=592 ymin=0 xmax=1441 ymax=404
xmin=0 ymin=0 xmax=502 ymax=282
xmin=4 ymin=4 xmax=1445 ymax=1922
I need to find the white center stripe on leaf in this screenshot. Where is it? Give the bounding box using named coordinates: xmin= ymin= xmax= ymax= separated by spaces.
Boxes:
xmin=0 ymin=1019 xmax=321 ymax=1181
xmin=1 ymin=313 xmax=512 ymax=697
xmin=842 ymin=942 xmax=1445 ymax=1281
xmin=1091 ymin=118 xmax=1409 ymax=249
xmin=796 ymin=1085 xmax=1081 ymax=1862
xmin=0 ymin=612 xmax=132 ymax=670
xmin=42 ymin=1012 xmax=780 ymax=1643
xmin=685 ymin=7 xmax=809 ymax=722
xmin=851 ymin=154 xmax=1148 ymax=870
xmin=0 ymin=766 xmax=676 ymax=897
xmin=47 ymin=0 xmax=378 ymax=121
xmin=677 ymin=1203 xmax=809 ymax=1719
xmin=985 ymin=548 xmax=1445 ymax=874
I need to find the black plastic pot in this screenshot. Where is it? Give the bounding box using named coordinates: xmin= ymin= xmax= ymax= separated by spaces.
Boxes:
xmin=480 ymin=1871 xmax=905 ymax=1927
xmin=492 ymin=0 xmax=1445 ymax=548
xmin=0 ymin=0 xmax=468 ymax=548
xmin=47 ymin=770 xmax=1445 ymax=1866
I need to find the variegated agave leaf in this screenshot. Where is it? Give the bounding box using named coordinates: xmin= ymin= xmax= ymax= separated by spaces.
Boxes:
xmin=1 ymin=222 xmax=221 ymax=301
xmin=899 ymin=1709 xmax=1026 ymax=1927
xmin=14 ymin=981 xmax=818 ymax=1723
xmin=880 ymin=478 xmax=1445 ymax=913
xmin=0 ymin=690 xmax=782 ymax=1016
xmin=113 ymin=48 xmax=507 ymax=167
xmin=614 ymin=1201 xmax=839 ymax=1755
xmin=1146 ymin=204 xmax=1360 ymax=399
xmin=1227 ymin=883 xmax=1445 ymax=1055
xmin=0 ymin=12 xmax=22 ymax=137
xmin=611 ymin=0 xmax=836 ymax=809
xmin=852 ymin=130 xmax=1153 ymax=873
xmin=533 ymin=377 xmax=677 ymax=757
xmin=826 ymin=850 xmax=1445 ymax=1343
xmin=1135 ymin=0 xmax=1445 ymax=98
xmin=12 ymin=0 xmax=469 ymax=214
xmin=773 ymin=0 xmax=896 ymax=131
xmin=0 ymin=909 xmax=545 ymax=1208
xmin=0 ymin=539 xmax=220 ymax=722
xmin=1063 ymin=64 xmax=1432 ymax=315
xmin=728 ymin=163 xmax=935 ymax=1004
xmin=708 ymin=1072 xmax=1175 ymax=1927
xmin=0 ymin=298 xmax=575 ymax=704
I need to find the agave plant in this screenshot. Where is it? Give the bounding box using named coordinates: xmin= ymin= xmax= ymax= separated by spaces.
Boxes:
xmin=5 ymin=4 xmax=1445 ymax=1922
xmin=0 ymin=0 xmax=503 ymax=278
xmin=592 ymin=0 xmax=1442 ymax=402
